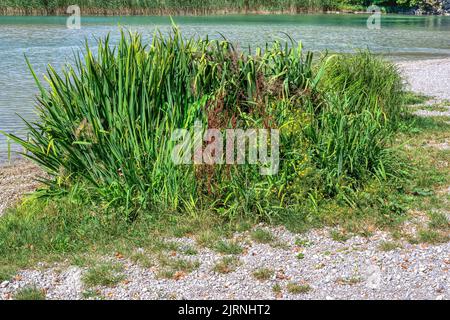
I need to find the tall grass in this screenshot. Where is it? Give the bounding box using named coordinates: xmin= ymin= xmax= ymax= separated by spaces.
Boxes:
xmin=0 ymin=0 xmax=342 ymax=14
xmin=321 ymin=52 xmax=405 ymax=125
xmin=3 ymin=27 xmax=405 ymax=219
xmin=302 ymin=52 xmax=405 ymax=195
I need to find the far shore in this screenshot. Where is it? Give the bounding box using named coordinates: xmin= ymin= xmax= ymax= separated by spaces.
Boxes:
xmin=0 ymin=7 xmax=422 ymax=17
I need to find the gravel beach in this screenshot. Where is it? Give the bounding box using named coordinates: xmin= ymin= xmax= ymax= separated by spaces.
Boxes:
xmin=397 ymin=58 xmax=450 ymax=102
xmin=0 ymin=160 xmax=41 ymax=216
xmin=0 ymin=57 xmax=449 ymax=300
xmin=1 ymin=226 xmax=448 ymax=300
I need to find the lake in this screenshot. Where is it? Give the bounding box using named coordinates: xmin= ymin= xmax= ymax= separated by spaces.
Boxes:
xmin=1 ymin=14 xmax=450 ymax=162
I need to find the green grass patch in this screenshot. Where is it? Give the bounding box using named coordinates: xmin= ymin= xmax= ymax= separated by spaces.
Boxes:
xmin=214 ymin=240 xmax=243 ymax=255
xmin=286 ymin=282 xmax=311 ymax=294
xmin=252 ymin=268 xmax=274 ymax=281
xmin=0 ymin=266 xmax=16 ymax=282
xmin=212 ymin=257 xmax=240 ymax=274
xmin=13 ymin=286 xmax=46 ymax=300
xmin=336 ymin=276 xmax=362 ymax=285
xmin=181 ymin=246 xmax=198 ymax=256
xmin=402 ymin=92 xmax=429 ymax=105
xmin=411 ymin=105 xmax=449 ymax=113
xmin=196 ymin=230 xmax=224 ymax=248
xmin=330 ymin=229 xmax=350 ymax=242
xmin=428 ymin=212 xmax=449 ymax=230
xmin=378 ymin=241 xmax=402 ymax=252
xmin=82 ymin=263 xmax=125 ymax=288
xmin=156 ymin=256 xmax=200 ymax=279
xmin=272 ymin=283 xmax=282 ymax=294
xmin=415 ymin=229 xmax=449 ymax=244
xmin=129 ymin=251 xmax=154 ymax=268
xmin=294 ymin=237 xmax=313 ymax=247
xmin=250 ymin=229 xmax=275 ymax=244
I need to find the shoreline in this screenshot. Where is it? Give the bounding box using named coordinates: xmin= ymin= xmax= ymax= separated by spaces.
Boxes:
xmin=0 ymin=7 xmax=433 ymax=17
xmin=1 ymin=7 xmax=343 ymax=16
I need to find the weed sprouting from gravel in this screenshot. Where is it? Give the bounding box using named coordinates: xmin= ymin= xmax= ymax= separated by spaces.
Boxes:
xmin=82 ymin=263 xmax=125 ymax=288
xmin=416 ymin=229 xmax=449 ymax=244
xmin=129 ymin=252 xmax=154 ymax=269
xmin=336 ymin=276 xmax=363 ymax=286
xmin=272 ymin=283 xmax=282 ymax=294
xmin=252 ymin=268 xmax=274 ymax=281
xmin=251 ymin=229 xmax=275 ymax=244
xmin=330 ymin=229 xmax=350 ymax=242
xmin=213 ymin=257 xmax=241 ymax=274
xmin=182 ymin=246 xmax=199 ymax=256
xmin=294 ymin=237 xmax=313 ymax=247
xmin=214 ymin=240 xmax=244 ymax=255
xmin=286 ymin=282 xmax=311 ymax=294
xmin=13 ymin=286 xmax=46 ymax=300
xmin=428 ymin=212 xmax=449 ymax=230
xmin=156 ymin=256 xmax=200 ymax=280
xmin=296 ymin=253 xmax=305 ymax=260
xmin=378 ymin=241 xmax=402 ymax=252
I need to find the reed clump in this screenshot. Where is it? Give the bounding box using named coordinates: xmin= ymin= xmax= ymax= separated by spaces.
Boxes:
xmin=4 ymin=27 xmax=406 ymax=219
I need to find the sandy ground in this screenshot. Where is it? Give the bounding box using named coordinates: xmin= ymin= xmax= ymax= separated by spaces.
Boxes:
xmin=0 ymin=160 xmax=42 ymax=216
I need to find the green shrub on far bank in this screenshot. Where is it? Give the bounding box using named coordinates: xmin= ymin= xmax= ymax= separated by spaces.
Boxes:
xmin=4 ymin=27 xmax=406 ymax=220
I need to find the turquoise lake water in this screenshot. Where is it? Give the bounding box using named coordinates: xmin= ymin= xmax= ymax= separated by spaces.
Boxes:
xmin=1 ymin=14 xmax=450 ymax=161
